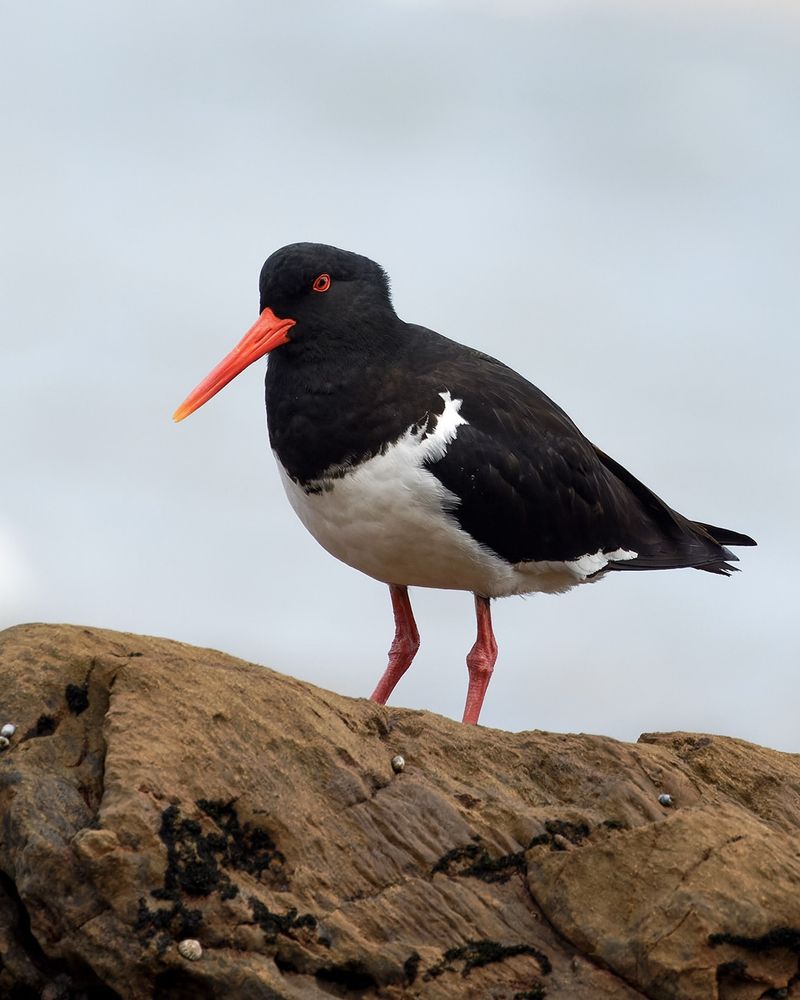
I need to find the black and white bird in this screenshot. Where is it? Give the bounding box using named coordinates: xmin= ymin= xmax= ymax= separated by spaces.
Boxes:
xmin=174 ymin=243 xmax=755 ymax=725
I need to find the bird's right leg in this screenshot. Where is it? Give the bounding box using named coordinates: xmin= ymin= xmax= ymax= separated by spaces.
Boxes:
xmin=370 ymin=584 xmax=420 ymax=705
xmin=462 ymin=594 xmax=498 ymax=725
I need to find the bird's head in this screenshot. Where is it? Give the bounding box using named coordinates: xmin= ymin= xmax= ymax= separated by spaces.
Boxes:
xmin=173 ymin=242 xmax=393 ymax=422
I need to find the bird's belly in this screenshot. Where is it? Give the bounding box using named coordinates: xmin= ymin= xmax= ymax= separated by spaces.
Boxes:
xmin=275 ymin=449 xmax=600 ymax=597
xmin=275 ymin=448 xmax=505 ymax=592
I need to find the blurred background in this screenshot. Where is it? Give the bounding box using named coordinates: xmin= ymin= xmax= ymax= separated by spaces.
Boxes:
xmin=2 ymin=0 xmax=797 ymax=748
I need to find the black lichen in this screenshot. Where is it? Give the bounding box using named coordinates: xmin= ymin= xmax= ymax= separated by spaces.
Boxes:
xmin=424 ymin=939 xmax=551 ymax=980
xmin=432 ymin=842 xmax=526 ymax=883
xmin=152 ymin=799 xmax=286 ymax=904
xmin=709 ymin=927 xmax=800 ymax=952
xmin=135 ymin=896 xmax=203 ymax=951
xmin=196 ymin=799 xmax=285 ymax=881
xmin=514 ymin=987 xmax=547 ymax=1000
xmin=249 ymin=896 xmax=317 ymax=944
xmin=528 ymin=820 xmax=591 ymax=850
xmin=137 ymin=799 xmax=298 ymax=949
xmin=716 ymin=959 xmax=748 ymax=977
xmin=21 ymin=714 xmax=59 ymax=740
xmin=435 ymin=821 xmax=593 ymax=882
xmin=65 ymin=682 xmax=90 ymax=715
xmin=154 ymin=806 xmax=227 ymax=898
xmin=404 ymin=952 xmax=421 ymax=984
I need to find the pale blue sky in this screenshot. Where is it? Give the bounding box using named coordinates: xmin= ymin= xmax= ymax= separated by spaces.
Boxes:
xmin=2 ymin=0 xmax=797 ymax=747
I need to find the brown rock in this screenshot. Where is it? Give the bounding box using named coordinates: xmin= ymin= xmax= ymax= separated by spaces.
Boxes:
xmin=0 ymin=622 xmax=798 ymax=999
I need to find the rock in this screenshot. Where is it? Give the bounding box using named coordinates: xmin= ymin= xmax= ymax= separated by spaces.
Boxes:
xmin=0 ymin=623 xmax=799 ymax=999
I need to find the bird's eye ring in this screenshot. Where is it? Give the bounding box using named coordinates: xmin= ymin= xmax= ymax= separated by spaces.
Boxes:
xmin=312 ymin=273 xmax=331 ymax=293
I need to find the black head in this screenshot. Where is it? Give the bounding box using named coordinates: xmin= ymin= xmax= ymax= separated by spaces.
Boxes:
xmin=173 ymin=243 xmax=397 ymax=422
xmin=259 ymin=243 xmax=394 ymax=334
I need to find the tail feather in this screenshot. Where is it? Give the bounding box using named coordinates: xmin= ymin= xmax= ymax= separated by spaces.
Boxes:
xmin=693 ymin=521 xmax=757 ymax=548
xmin=688 ymin=522 xmax=755 ymax=576
xmin=700 ymin=561 xmax=740 ymax=576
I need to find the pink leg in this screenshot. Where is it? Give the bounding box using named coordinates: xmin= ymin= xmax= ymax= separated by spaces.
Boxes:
xmin=462 ymin=595 xmax=498 ymax=725
xmin=370 ymin=585 xmax=420 ymax=705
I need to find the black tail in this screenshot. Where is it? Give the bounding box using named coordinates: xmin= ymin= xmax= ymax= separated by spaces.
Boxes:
xmin=591 ymin=445 xmax=756 ymax=577
xmin=687 ymin=521 xmax=756 ymax=577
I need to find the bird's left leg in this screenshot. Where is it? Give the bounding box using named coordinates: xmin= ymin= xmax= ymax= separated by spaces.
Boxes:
xmin=463 ymin=595 xmax=498 ymax=725
xmin=370 ymin=584 xmax=420 ymax=705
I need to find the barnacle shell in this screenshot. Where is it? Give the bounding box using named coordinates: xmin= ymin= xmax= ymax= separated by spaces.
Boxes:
xmin=177 ymin=939 xmax=203 ymax=961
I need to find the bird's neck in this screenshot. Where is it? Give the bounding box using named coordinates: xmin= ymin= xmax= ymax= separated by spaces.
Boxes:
xmin=265 ymin=322 xmax=430 ymax=485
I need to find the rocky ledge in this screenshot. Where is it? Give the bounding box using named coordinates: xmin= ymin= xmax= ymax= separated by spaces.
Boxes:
xmin=1 ymin=623 xmax=799 ymax=999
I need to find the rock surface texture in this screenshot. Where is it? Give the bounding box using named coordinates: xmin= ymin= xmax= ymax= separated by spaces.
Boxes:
xmin=1 ymin=624 xmax=799 ymax=999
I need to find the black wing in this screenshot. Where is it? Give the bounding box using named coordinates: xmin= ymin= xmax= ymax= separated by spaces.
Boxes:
xmin=414 ymin=331 xmax=754 ymax=574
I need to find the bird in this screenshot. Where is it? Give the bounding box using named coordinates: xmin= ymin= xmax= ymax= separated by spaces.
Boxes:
xmin=173 ymin=243 xmax=755 ymax=725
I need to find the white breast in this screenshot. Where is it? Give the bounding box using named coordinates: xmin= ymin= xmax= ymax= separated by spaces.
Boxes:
xmin=275 ymin=392 xmax=637 ymax=597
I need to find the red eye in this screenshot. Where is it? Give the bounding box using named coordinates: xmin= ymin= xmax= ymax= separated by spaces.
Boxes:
xmin=312 ymin=273 xmax=331 ymax=293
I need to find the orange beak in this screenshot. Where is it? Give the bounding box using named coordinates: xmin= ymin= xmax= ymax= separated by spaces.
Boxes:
xmin=172 ymin=307 xmax=296 ymax=422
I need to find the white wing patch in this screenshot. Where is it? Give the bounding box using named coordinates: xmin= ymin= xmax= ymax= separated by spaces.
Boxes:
xmin=566 ymin=547 xmax=639 ymax=579
xmin=419 ymin=391 xmax=468 ymax=462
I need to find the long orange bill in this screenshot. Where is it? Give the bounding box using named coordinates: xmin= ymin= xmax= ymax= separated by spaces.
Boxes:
xmin=172 ymin=307 xmax=296 ymax=422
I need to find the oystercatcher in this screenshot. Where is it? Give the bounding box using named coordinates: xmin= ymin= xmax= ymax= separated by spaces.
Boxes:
xmin=174 ymin=243 xmax=755 ymax=725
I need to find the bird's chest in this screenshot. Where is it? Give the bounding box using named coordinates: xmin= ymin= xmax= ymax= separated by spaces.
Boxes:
xmin=273 ymin=394 xmax=513 ymax=592
xmin=265 ymin=357 xmax=435 ymax=485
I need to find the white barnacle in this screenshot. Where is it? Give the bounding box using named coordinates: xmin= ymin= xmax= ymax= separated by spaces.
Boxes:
xmin=177 ymin=939 xmax=203 ymax=961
